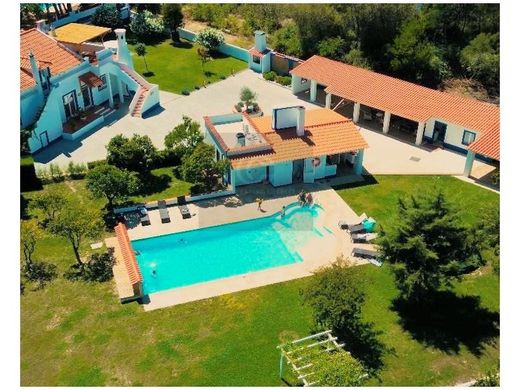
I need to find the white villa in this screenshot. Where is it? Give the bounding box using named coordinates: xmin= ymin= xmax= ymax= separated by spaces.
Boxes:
xmin=20 ymin=22 xmax=160 ymax=153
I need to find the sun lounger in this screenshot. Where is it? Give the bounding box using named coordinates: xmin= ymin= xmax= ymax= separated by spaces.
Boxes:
xmin=347 ymin=223 xmax=366 ymax=234
xmin=351 ymin=247 xmax=383 ymax=266
xmin=158 ymin=200 xmax=170 ymax=223
xmin=176 ymin=196 xmax=191 ymax=219
xmin=140 ymin=212 xmax=150 ymax=226
xmin=350 ymin=232 xmax=378 ymax=243
xmin=338 ymin=213 xmax=368 ymax=229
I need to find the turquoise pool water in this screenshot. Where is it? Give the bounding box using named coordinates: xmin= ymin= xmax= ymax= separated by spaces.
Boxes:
xmin=132 ymin=203 xmax=324 ymax=294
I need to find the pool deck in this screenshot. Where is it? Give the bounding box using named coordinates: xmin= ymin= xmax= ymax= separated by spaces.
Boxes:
xmin=121 ymin=181 xmax=377 ymax=311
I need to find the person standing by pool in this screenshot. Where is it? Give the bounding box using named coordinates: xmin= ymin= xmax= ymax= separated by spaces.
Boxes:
xmin=306 ymin=192 xmax=314 ymax=206
xmin=256 ymin=197 xmax=264 ymax=211
xmin=281 ymin=205 xmax=286 ymax=217
xmin=297 ymin=190 xmax=305 ymax=206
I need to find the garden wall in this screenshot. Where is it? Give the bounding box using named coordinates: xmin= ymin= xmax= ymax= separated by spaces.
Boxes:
xmin=177 ymin=28 xmax=248 ymax=63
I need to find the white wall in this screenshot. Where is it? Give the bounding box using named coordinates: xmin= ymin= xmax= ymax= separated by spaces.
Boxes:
xmin=233 ymin=166 xmax=266 ymax=186
xmin=425 ymin=118 xmax=480 ymax=152
xmin=291 ymin=75 xmax=311 ymax=94
xmin=20 ymin=87 xmax=44 ymax=128
xmin=268 ymin=161 xmax=293 ymax=187
xmin=273 ymin=106 xmax=299 ymax=129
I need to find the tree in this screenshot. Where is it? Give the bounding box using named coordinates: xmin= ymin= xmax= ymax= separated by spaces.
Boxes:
xmin=388 ymin=16 xmax=450 ymax=87
xmin=301 ymin=256 xmax=388 ymax=371
xmin=378 ymin=190 xmax=482 ymax=302
xmin=91 ymin=4 xmax=120 ymax=28
xmin=21 ymin=127 xmax=33 ymax=155
xmin=460 ymin=33 xmax=499 ymax=94
xmin=164 ymin=116 xmax=203 ymax=160
xmin=197 ymin=46 xmax=211 ymax=72
xmin=343 ymin=47 xmax=371 ymax=69
xmin=301 ymin=257 xmax=366 ymax=335
xmin=312 ymin=351 xmax=366 ymax=386
xmin=48 ymin=205 xmax=103 ymax=268
xmin=318 ymin=36 xmax=348 ymax=61
xmin=30 ymin=186 xmax=67 ymax=223
xmin=20 ymin=4 xmax=44 ymax=28
xmin=130 ymin=10 xmax=165 ymax=42
xmin=239 ymin=87 xmax=257 ymax=109
xmin=195 ymin=27 xmax=225 ymax=53
xmin=181 ymin=143 xmax=230 ymax=194
xmin=161 ymin=3 xmax=184 ymax=42
xmin=106 ymin=134 xmax=158 ymax=174
xmin=86 ymin=164 xmax=139 ymax=210
xmin=271 ymin=21 xmax=303 ymax=58
xmin=134 ymin=43 xmax=149 ymax=73
xmin=21 ymin=220 xmax=41 ymax=271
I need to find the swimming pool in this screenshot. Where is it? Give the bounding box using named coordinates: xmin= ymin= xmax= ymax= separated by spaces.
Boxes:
xmin=132 ymin=203 xmax=324 ymax=294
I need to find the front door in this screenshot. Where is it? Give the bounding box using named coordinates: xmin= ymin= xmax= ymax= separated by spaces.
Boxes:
xmin=62 ymin=90 xmax=78 ymax=119
xmin=81 ymin=82 xmax=93 ymax=108
xmin=432 ymin=121 xmax=447 ymax=143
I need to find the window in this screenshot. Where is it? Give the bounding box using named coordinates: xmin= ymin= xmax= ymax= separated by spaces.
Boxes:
xmin=98 ymin=74 xmax=107 ymax=91
xmin=252 ymin=56 xmax=261 ymax=64
xmin=462 ymin=130 xmax=476 ymax=146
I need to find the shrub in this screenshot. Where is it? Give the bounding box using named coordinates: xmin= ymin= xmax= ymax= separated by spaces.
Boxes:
xmin=195 ymin=27 xmax=225 ymax=52
xmin=84 ymin=252 xmax=115 ymax=282
xmin=67 ymin=161 xmax=87 ymax=179
xmin=220 ymin=75 xmax=226 ymax=80
xmin=24 ymin=261 xmax=58 ymax=290
xmin=275 ymin=75 xmax=292 ymax=86
xmin=263 ymin=71 xmax=277 ymax=81
xmin=35 ymin=166 xmax=50 ymax=184
xmin=234 ymin=104 xmax=242 ymax=112
xmin=106 ymin=134 xmax=158 ymax=173
xmin=154 ymin=148 xmax=182 ymax=168
xmin=130 ymin=10 xmax=166 ymax=42
xmin=87 ymin=159 xmax=107 ymax=170
xmin=91 ymin=4 xmax=120 ymax=28
xmin=181 ymin=89 xmax=190 ymax=96
xmin=194 ymin=85 xmax=200 ymax=90
xmin=48 ymin=163 xmax=63 ymax=182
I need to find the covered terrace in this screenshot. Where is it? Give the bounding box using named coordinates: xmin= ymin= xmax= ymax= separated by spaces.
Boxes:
xmin=290 ymin=55 xmax=499 ymax=148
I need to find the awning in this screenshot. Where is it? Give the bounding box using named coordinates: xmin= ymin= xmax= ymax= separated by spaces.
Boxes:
xmin=79 ymin=72 xmax=104 ymax=88
xmin=53 ymin=23 xmax=111 ymax=45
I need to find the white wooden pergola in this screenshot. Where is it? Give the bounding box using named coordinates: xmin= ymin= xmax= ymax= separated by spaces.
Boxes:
xmin=277 ymin=330 xmax=345 ymax=387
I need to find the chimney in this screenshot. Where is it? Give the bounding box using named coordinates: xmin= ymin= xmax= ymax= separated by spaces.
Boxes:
xmin=28 ymin=51 xmax=44 ymax=98
xmin=115 ymin=28 xmax=134 ymax=69
xmin=254 ymin=31 xmax=267 ymax=52
xmin=296 ymin=106 xmax=305 ymax=136
xmin=35 ymin=19 xmax=48 ymax=33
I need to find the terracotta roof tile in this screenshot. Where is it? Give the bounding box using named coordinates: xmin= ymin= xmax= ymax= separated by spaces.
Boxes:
xmin=291 ymin=55 xmax=500 ymax=136
xmin=468 ymin=121 xmax=500 ymax=160
xmin=114 ymin=223 xmax=142 ymax=285
xmin=229 ymin=108 xmax=368 ymax=168
xmin=20 ymin=28 xmax=82 ymax=91
xmin=249 ymin=47 xmax=270 ymax=57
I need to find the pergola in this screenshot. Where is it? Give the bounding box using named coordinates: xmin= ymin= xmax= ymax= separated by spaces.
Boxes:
xmin=277 ymin=330 xmax=345 ymax=387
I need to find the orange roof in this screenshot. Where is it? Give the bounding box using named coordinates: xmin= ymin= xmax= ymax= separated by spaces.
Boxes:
xmin=249 ymin=47 xmax=270 ymax=58
xmin=228 ymin=108 xmax=368 ymax=169
xmin=20 ymin=28 xmax=82 ymax=91
xmin=114 ymin=223 xmax=142 ymax=286
xmin=290 ymin=55 xmax=499 ymax=136
xmin=468 ymin=121 xmax=500 ymax=161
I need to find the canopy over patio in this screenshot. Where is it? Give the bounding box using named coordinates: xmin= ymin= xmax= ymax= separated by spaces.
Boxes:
xmin=52 ymin=23 xmax=111 ymax=44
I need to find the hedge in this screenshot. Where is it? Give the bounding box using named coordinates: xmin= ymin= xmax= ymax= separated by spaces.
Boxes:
xmin=20 ymin=155 xmax=42 ymax=192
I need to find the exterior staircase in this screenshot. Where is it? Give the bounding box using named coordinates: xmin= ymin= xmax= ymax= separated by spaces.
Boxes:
xmin=117 ymin=63 xmax=150 ymax=118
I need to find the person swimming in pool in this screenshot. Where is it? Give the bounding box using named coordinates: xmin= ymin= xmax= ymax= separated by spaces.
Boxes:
xmin=151 ymin=269 xmax=157 ymax=277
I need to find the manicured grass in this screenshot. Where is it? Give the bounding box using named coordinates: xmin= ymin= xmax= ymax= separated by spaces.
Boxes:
xmin=130 ymin=167 xmax=192 ymax=203
xmin=129 ymin=39 xmax=248 ymax=94
xmin=21 ymin=176 xmax=499 ymax=385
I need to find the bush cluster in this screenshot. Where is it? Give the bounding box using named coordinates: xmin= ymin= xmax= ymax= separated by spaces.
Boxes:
xmin=35 ymin=162 xmax=87 ymax=184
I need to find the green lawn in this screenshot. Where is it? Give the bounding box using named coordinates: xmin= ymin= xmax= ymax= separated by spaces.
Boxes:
xmin=21 ymin=175 xmax=499 ymax=386
xmin=129 ymin=39 xmax=248 ymax=94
